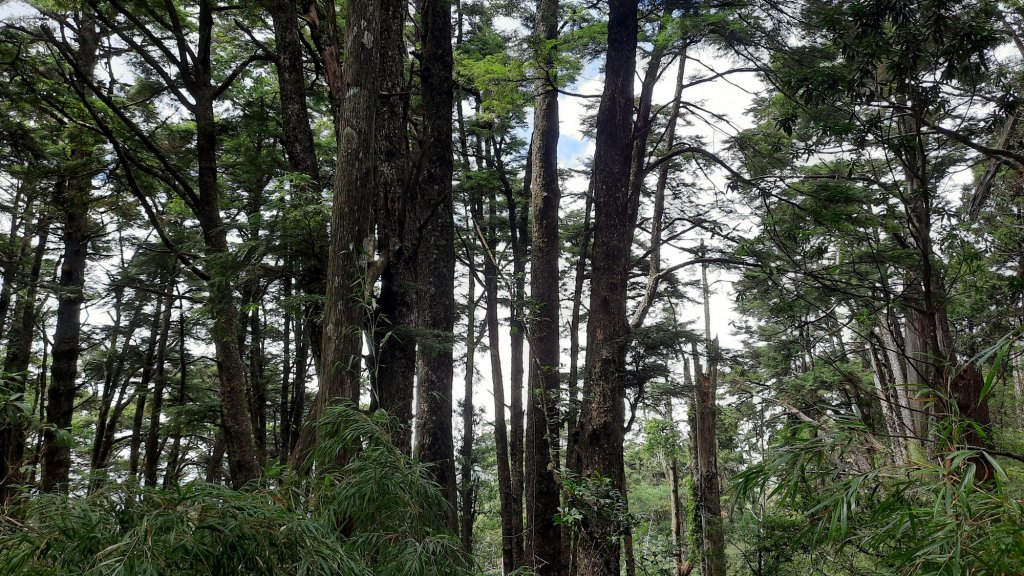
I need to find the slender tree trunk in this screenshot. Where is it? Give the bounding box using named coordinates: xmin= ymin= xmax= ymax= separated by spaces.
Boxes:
xmin=193 ymin=89 xmax=261 ymax=486
xmin=0 ymin=213 xmax=49 ymax=502
xmin=525 ymin=0 xmax=563 ymax=571
xmin=372 ymin=0 xmax=416 ymax=453
xmin=163 ymin=305 xmax=190 ymax=488
xmin=631 ymin=44 xmax=686 ymax=330
xmin=665 ymin=399 xmax=693 ymax=576
xmin=143 ymin=280 xmax=176 ymax=487
xmin=128 ymin=393 xmax=147 ymax=479
xmin=693 ymin=265 xmax=726 ymax=576
xmin=564 ymin=185 xmax=591 ymax=574
xmin=508 ymin=151 xmax=528 ymax=570
xmin=482 ymin=191 xmax=520 ymax=573
xmin=127 ymin=293 xmax=165 ymax=478
xmin=91 ymin=292 xmax=141 ymax=475
xmin=868 ymin=335 xmax=906 ymax=464
xmin=263 ymin=0 xmax=327 ymax=376
xmin=289 ymin=314 xmax=308 ymax=456
xmin=487 ymin=133 xmax=528 ymax=567
xmin=460 ymin=262 xmax=477 ymax=555
xmin=248 ymin=295 xmax=268 ymax=465
xmin=414 ymin=0 xmax=458 ymax=526
xmin=576 ymin=1 xmax=638 ymax=573
xmin=40 ymin=11 xmax=100 ymax=494
xmin=0 ymin=185 xmax=33 ymax=338
xmin=206 ymin=431 xmax=226 ymax=483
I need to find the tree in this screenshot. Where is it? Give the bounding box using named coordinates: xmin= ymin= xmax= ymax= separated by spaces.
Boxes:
xmin=524 ymin=0 xmax=563 ymax=572
xmin=575 ymin=1 xmax=639 ymax=574
xmin=414 ymin=0 xmax=459 ymax=525
xmin=41 ymin=8 xmax=101 ymax=493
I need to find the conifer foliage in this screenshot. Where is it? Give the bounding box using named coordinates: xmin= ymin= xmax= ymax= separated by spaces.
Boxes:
xmin=1 ymin=0 xmax=1023 ymax=574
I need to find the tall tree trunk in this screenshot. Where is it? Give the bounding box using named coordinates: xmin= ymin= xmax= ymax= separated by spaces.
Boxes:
xmin=508 ymin=150 xmax=528 ymax=570
xmin=414 ymin=0 xmax=458 ymax=527
xmin=90 ymin=291 xmax=141 ymax=476
xmin=482 ymin=189 xmax=521 ymax=573
xmin=279 ymin=276 xmax=293 ymax=464
xmin=867 ymin=334 xmax=906 ymax=464
xmin=143 ymin=280 xmax=176 ymax=487
xmin=289 ymin=313 xmax=308 ymax=456
xmin=372 ymin=0 xmax=416 ymax=453
xmin=247 ymin=294 xmax=268 ymax=465
xmin=631 ymin=43 xmax=686 ymax=330
xmin=564 ymin=184 xmax=591 ymax=574
xmin=163 ymin=304 xmax=190 ymax=488
xmin=127 ymin=293 xmax=162 ymax=479
xmin=1 ymin=212 xmax=49 ymax=502
xmin=0 ymin=184 xmax=33 ymax=337
xmin=263 ymin=0 xmax=327 ymax=375
xmin=665 ymin=398 xmax=694 ymax=576
xmin=693 ymin=265 xmax=726 ymax=576
xmin=488 ymin=133 xmax=528 ymax=567
xmin=193 ymin=88 xmax=261 ymax=486
xmin=291 ymin=0 xmax=388 ymax=467
xmin=524 ymin=0 xmax=563 ymax=571
xmin=576 ymin=1 xmax=638 ymax=574
xmin=41 ymin=12 xmax=101 ymax=493
xmin=460 ymin=262 xmax=477 ymax=555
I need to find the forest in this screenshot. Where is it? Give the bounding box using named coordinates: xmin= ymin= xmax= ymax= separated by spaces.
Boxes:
xmin=0 ymin=0 xmax=1023 ymax=574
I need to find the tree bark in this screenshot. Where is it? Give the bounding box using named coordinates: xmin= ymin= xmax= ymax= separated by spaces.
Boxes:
xmin=291 ymin=0 xmax=390 ymax=468
xmin=665 ymin=399 xmax=694 ymax=576
xmin=263 ymin=0 xmax=327 ymax=375
xmin=143 ymin=280 xmax=176 ymax=487
xmin=524 ymin=0 xmax=563 ymax=571
xmin=576 ymin=1 xmax=638 ymax=573
xmin=372 ymin=0 xmax=416 ymax=453
xmin=481 ymin=187 xmax=521 ymax=573
xmin=41 ymin=11 xmax=101 ymax=493
xmin=0 ymin=212 xmax=49 ymax=502
xmin=460 ymin=261 xmax=477 ymax=554
xmin=508 ymin=147 xmax=529 ymax=570
xmin=414 ymin=0 xmax=459 ymax=527
xmin=693 ymin=265 xmax=726 ymax=576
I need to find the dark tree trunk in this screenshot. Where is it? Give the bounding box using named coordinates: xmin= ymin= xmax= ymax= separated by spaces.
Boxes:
xmin=128 ymin=292 xmax=166 ymax=478
xmin=692 ymin=342 xmax=725 ymax=576
xmin=481 ymin=189 xmax=521 ymax=573
xmin=524 ymin=0 xmax=563 ymax=571
xmin=564 ymin=182 xmax=591 ymax=573
xmin=289 ymin=313 xmax=308 ymax=456
xmin=575 ymin=1 xmax=638 ymax=574
xmin=193 ymin=89 xmax=260 ymax=487
xmin=1 ymin=213 xmax=49 ymax=502
xmin=263 ymin=0 xmax=327 ymax=374
xmin=459 ymin=265 xmax=477 ymax=555
xmin=693 ymin=266 xmax=726 ymax=576
xmin=143 ymin=281 xmax=176 ymax=487
xmin=666 ymin=400 xmax=694 ymax=576
xmin=507 ymin=147 xmax=529 ymax=569
xmin=0 ymin=185 xmax=34 ymax=338
xmin=372 ymin=0 xmax=416 ymax=453
xmin=413 ymin=0 xmax=458 ymax=527
xmin=163 ymin=307 xmax=190 ymax=488
xmin=291 ymin=0 xmax=389 ymax=467
xmin=247 ymin=294 xmax=267 ymax=465
xmin=90 ymin=292 xmax=142 ymax=477
xmin=279 ymin=276 xmax=292 ymax=464
xmin=206 ymin=431 xmax=226 ymax=483
xmin=40 ymin=11 xmax=100 ymax=494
